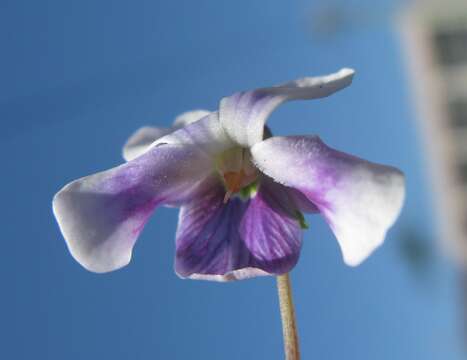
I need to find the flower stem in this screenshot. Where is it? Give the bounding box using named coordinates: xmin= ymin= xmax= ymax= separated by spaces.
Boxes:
xmin=276 ymin=273 xmax=300 ymax=360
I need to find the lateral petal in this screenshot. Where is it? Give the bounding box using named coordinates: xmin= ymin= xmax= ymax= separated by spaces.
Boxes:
xmin=252 ymin=135 xmax=405 ymax=266
xmin=53 ymin=143 xmax=213 ymax=273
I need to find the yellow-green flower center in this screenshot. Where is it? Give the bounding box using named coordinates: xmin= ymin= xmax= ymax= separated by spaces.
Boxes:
xmin=216 ymin=147 xmax=259 ymax=202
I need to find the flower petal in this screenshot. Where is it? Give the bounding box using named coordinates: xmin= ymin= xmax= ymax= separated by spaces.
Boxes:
xmin=123 ymin=126 xmax=172 ymax=161
xmin=219 ymin=68 xmax=355 ymax=147
xmin=123 ymin=110 xmax=211 ymax=161
xmin=175 ymin=179 xmax=302 ymax=281
xmin=154 ymin=111 xmax=235 ymax=156
xmin=172 ymin=109 xmax=211 ymax=127
xmin=53 ymin=144 xmax=213 ymax=273
xmin=251 ymin=136 xmax=405 ymax=266
xmin=285 ymin=186 xmax=319 ymax=213
xmin=240 ymin=179 xmax=303 ymax=272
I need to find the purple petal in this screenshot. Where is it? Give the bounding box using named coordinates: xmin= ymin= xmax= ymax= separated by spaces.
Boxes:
xmin=53 ymin=143 xmax=214 ymax=273
xmin=175 ymin=179 xmax=302 ymax=281
xmin=240 ymin=179 xmax=303 ymax=272
xmin=252 ymin=136 xmax=405 ymax=266
xmin=284 ymin=186 xmax=319 ymax=213
xmin=219 ymin=68 xmax=354 ymax=147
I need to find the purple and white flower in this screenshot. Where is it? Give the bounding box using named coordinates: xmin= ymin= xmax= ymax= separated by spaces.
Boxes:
xmin=53 ymin=68 xmax=405 ymax=281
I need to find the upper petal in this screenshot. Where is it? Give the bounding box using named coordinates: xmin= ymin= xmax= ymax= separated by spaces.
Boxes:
xmin=219 ymin=68 xmax=354 ymax=147
xmin=53 ymin=143 xmax=213 ymax=273
xmin=123 ymin=109 xmax=211 ymax=161
xmin=175 ymin=179 xmax=302 ymax=281
xmin=172 ymin=109 xmax=211 ymax=127
xmin=153 ymin=111 xmax=235 ymax=156
xmin=251 ymin=135 xmax=405 ymax=266
xmin=123 ymin=126 xmax=172 ymax=161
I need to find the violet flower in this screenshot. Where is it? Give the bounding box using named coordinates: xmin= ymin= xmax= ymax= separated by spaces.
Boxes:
xmin=53 ymin=68 xmax=405 ymax=281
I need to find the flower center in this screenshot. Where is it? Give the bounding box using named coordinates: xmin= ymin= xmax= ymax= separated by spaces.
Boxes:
xmin=216 ymin=147 xmax=258 ymax=203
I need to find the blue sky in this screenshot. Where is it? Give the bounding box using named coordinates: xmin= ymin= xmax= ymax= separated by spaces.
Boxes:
xmin=1 ymin=0 xmax=465 ymax=359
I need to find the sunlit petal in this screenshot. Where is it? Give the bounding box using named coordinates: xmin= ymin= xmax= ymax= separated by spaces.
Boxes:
xmin=219 ymin=68 xmax=354 ymax=147
xmin=252 ymin=135 xmax=405 ymax=266
xmin=53 ymin=144 xmax=213 ymax=273
xmin=123 ymin=126 xmax=172 ymax=161
xmin=123 ymin=110 xmax=211 ymax=161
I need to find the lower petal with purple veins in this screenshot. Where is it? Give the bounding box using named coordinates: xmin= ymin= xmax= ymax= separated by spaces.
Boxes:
xmin=175 ymin=180 xmax=302 ymax=281
xmin=240 ymin=179 xmax=303 ymax=273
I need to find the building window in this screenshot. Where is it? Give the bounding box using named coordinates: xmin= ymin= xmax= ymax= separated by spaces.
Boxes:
xmin=433 ymin=27 xmax=467 ymax=66
xmin=449 ymin=99 xmax=467 ymax=128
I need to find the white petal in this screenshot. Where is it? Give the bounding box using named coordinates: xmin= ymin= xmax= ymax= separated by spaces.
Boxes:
xmin=153 ymin=111 xmax=235 ymax=156
xmin=185 ymin=268 xmax=270 ymax=282
xmin=172 ymin=109 xmax=211 ymax=127
xmin=252 ymin=135 xmax=405 ymax=266
xmin=219 ymin=68 xmax=355 ymax=147
xmin=123 ymin=110 xmax=211 ymax=161
xmin=123 ymin=126 xmax=172 ymax=161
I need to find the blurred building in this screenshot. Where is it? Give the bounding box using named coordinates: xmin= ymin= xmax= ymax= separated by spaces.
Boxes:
xmin=398 ymin=0 xmax=467 ymax=265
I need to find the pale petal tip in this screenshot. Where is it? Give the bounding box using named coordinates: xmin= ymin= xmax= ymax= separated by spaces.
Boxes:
xmin=339 ymin=67 xmax=356 ymax=76
xmin=341 ymin=236 xmax=384 ymax=267
xmin=333 ymin=67 xmax=356 ymax=86
xmin=52 ymin=187 xmax=134 ymax=274
xmin=176 ymin=267 xmax=271 ymax=282
xmin=73 ymin=251 xmax=132 ymax=274
xmin=342 ymin=170 xmax=405 ymax=267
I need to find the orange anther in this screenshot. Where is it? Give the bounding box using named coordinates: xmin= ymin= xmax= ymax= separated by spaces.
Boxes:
xmin=223 ymin=170 xmax=246 ymax=202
